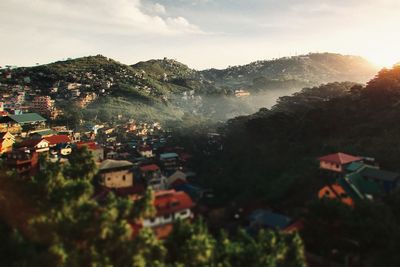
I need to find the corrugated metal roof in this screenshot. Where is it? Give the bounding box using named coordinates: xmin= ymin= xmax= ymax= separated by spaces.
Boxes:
xmin=8 ymin=113 xmax=46 ymax=124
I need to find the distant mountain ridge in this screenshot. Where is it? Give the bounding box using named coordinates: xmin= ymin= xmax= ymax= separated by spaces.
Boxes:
xmin=201 ymin=53 xmax=378 ymax=90
xmin=0 ymin=53 xmax=379 ymax=122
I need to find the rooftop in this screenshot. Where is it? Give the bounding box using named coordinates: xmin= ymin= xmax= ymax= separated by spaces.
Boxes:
xmin=318 ymin=152 xmax=362 ymax=165
xmin=8 ymin=113 xmax=46 ymax=124
xmin=99 ymin=159 xmax=133 ymax=171
xmin=160 ymin=152 xmax=179 ymax=160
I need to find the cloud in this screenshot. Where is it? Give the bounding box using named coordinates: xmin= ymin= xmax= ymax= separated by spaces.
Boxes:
xmin=0 ymin=0 xmax=203 ymax=36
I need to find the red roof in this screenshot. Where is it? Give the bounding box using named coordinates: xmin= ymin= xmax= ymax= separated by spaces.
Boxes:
xmin=44 ymin=135 xmax=71 ymax=146
xmin=140 ymin=164 xmax=160 ymax=172
xmin=131 ymin=190 xmax=194 ymax=218
xmin=18 ymin=139 xmax=47 ymax=148
xmin=318 ymin=152 xmax=362 ymax=165
xmin=76 ymin=141 xmax=100 ymax=150
xmin=153 ymin=190 xmax=194 ymax=216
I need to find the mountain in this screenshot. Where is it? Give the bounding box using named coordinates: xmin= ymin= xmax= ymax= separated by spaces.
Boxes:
xmin=0 ymin=53 xmax=379 ymax=123
xmin=201 ymin=53 xmax=378 ymax=90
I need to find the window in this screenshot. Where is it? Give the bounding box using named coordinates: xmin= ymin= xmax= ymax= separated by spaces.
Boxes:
xmin=180 ymin=210 xmax=187 ymax=216
xmin=107 ymin=177 xmax=111 ymax=181
xmin=171 ymin=201 xmax=180 ymax=207
xmin=122 ymin=175 xmax=126 ymax=181
xmin=164 ymin=214 xmax=171 ymax=220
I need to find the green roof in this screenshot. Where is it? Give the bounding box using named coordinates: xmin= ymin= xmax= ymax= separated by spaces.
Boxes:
xmin=99 ymin=159 xmax=133 ymax=171
xmin=346 ymin=171 xmax=383 ymax=196
xmin=339 ymin=176 xmax=364 ymax=200
xmin=31 ymin=129 xmax=57 ymax=137
xmin=8 ymin=113 xmax=46 ymax=124
xmin=359 ymin=166 xmax=399 ymax=182
xmin=345 ymin=162 xmax=365 ymax=172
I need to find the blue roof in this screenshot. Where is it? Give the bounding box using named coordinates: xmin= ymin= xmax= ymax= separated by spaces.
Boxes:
xmin=160 ymin=153 xmax=179 ymax=160
xmin=248 ymin=210 xmax=292 ymax=229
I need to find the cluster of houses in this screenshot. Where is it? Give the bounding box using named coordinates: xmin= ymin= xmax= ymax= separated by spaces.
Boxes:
xmin=0 ymin=109 xmax=202 ymax=239
xmin=317 ymin=152 xmax=400 ymax=206
xmin=0 ymin=84 xmax=63 ymax=119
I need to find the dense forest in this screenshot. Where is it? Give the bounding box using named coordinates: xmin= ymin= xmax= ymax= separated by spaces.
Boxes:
xmin=174 ymin=65 xmax=400 ymax=266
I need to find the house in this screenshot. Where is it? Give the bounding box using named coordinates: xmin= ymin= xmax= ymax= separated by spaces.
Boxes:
xmin=59 ymin=144 xmax=73 ymax=156
xmin=318 ymin=152 xmax=362 ymax=173
xmin=167 ymin=170 xmax=187 ymax=187
xmin=132 ymin=190 xmax=195 ymax=239
xmin=43 ymin=135 xmax=71 ymax=147
xmin=159 ymin=152 xmax=179 ymax=173
xmin=30 ymin=129 xmax=57 ymax=139
xmin=5 ymin=113 xmax=47 ymax=126
xmin=6 ymin=149 xmax=39 ymax=175
xmin=318 ymin=184 xmax=354 ymax=206
xmin=98 ymin=159 xmax=134 ymax=189
xmin=0 ymin=132 xmax=15 ymax=154
xmin=17 ymin=138 xmax=50 ymax=153
xmin=140 ymin=164 xmax=161 ymax=179
xmin=139 ymin=164 xmax=167 ymax=190
xmin=357 ymin=165 xmax=400 ymax=193
xmin=76 ymin=141 xmax=104 ymax=162
xmin=138 ymin=145 xmax=153 ymax=158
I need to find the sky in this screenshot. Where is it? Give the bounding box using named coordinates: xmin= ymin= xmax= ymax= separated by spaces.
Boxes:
xmin=1 ymin=0 xmax=400 ymax=69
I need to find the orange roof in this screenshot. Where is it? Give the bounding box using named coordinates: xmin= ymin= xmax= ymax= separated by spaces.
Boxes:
xmin=140 ymin=164 xmax=160 ymax=172
xmin=153 ymin=190 xmax=194 ymax=216
xmin=44 ymin=135 xmax=71 ymax=146
xmin=318 ymin=152 xmax=362 ymax=165
xmin=318 ymin=184 xmax=354 ymax=206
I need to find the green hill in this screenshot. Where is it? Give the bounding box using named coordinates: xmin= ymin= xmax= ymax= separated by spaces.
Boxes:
xmin=201 ymin=53 xmax=378 ymax=90
xmin=0 ymin=53 xmax=379 ymax=123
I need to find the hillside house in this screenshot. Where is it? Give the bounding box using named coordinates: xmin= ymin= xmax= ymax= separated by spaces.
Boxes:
xmin=318 ymin=184 xmax=354 ymax=206
xmin=7 ymin=149 xmax=39 ymax=175
xmin=76 ymin=141 xmax=104 ymax=162
xmin=132 ymin=190 xmax=195 ymax=239
xmin=167 ymin=170 xmax=187 ymax=187
xmin=0 ymin=132 xmax=15 ymax=154
xmin=138 ymin=145 xmax=153 ymax=158
xmin=17 ymin=139 xmax=50 ymax=153
xmin=318 ymin=152 xmax=362 ymax=173
xmin=159 ymin=152 xmax=179 ymax=173
xmin=140 ymin=164 xmax=167 ymax=191
xmin=30 ymin=129 xmax=57 ymax=139
xmin=98 ymin=159 xmax=134 ymax=189
xmin=0 ymin=113 xmax=46 ymax=132
xmin=43 ymin=134 xmax=72 ymax=147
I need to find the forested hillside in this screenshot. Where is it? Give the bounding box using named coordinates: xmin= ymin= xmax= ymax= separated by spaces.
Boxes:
xmin=177 ymin=65 xmax=400 ymax=266
xmin=0 ymin=53 xmax=378 ymax=123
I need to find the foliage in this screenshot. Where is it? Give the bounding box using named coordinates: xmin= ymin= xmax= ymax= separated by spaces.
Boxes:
xmin=0 ymin=147 xmax=306 ymax=267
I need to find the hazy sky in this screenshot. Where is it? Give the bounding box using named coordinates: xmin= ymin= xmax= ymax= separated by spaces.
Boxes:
xmin=1 ymin=0 xmax=400 ymax=69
